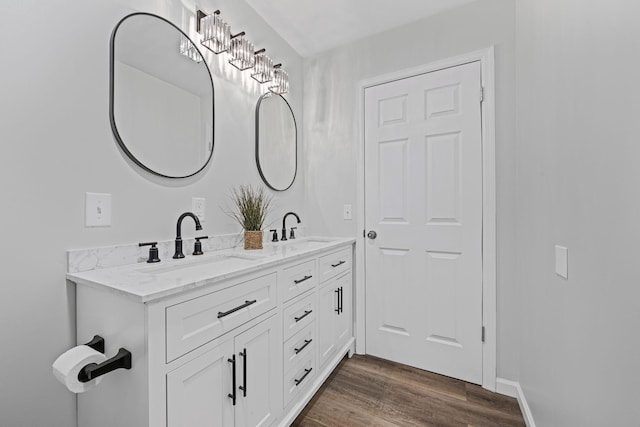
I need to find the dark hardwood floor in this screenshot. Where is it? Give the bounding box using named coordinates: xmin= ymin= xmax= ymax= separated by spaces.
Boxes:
xmin=292 ymin=355 xmax=525 ymax=427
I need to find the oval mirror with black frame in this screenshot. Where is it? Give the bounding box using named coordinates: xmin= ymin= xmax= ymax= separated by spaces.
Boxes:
xmin=110 ymin=12 xmax=214 ymax=179
xmin=255 ymin=93 xmax=297 ymax=191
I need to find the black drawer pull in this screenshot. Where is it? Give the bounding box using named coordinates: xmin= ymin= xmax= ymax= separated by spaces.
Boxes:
xmin=294 ymin=310 xmax=312 ymax=323
xmin=331 ymin=260 xmax=346 ymax=268
xmin=239 ymin=349 xmax=247 ymax=397
xmin=294 ymin=368 xmax=312 ymax=386
xmin=228 ymin=355 xmax=236 ymax=406
xmin=294 ymin=339 xmax=312 ymax=355
xmin=218 ymin=299 xmax=257 ymax=319
xmin=294 ymin=275 xmax=313 ymax=284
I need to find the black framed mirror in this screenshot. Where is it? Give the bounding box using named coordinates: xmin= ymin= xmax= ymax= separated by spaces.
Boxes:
xmin=110 ymin=13 xmax=214 ymax=178
xmin=255 ymin=93 xmax=297 ymax=191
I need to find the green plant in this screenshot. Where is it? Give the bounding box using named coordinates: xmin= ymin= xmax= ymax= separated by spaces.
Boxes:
xmin=229 ymin=185 xmax=272 ymax=231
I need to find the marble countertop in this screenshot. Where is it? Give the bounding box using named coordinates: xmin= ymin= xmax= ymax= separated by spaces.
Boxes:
xmin=67 ymin=237 xmax=355 ymax=303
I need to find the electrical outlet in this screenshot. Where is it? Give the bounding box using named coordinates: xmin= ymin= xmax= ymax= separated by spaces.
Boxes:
xmin=192 ymin=197 xmax=205 ymax=221
xmin=85 ymin=193 xmax=112 ymax=227
xmin=343 ymin=204 xmax=353 ymax=220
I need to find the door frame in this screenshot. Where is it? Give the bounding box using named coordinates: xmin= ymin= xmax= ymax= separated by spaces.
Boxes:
xmin=355 ymin=47 xmax=497 ymax=391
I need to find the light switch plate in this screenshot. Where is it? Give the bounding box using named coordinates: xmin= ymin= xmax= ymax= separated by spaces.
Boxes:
xmin=85 ymin=193 xmax=112 ymax=227
xmin=343 ymin=204 xmax=353 ymax=220
xmin=192 ymin=197 xmax=205 ymax=221
xmin=555 ymin=245 xmax=568 ymax=279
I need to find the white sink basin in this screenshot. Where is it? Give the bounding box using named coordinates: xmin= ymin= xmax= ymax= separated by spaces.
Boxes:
xmin=142 ymin=252 xmax=266 ymax=275
xmin=300 ymin=237 xmax=337 ymax=243
xmin=266 ymin=237 xmax=339 ymax=255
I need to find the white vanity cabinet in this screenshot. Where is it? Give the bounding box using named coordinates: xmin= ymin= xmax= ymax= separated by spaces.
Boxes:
xmin=167 ymin=314 xmax=282 ymax=427
xmin=318 ymin=273 xmax=352 ymax=370
xmin=234 ymin=314 xmax=282 ymax=427
xmin=166 ymin=338 xmax=234 ymax=426
xmin=317 ymin=248 xmax=352 ymax=370
xmin=70 ymin=239 xmax=354 ymax=427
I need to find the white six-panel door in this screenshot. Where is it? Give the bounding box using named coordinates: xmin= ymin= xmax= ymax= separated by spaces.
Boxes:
xmin=364 ymin=61 xmax=483 ymax=384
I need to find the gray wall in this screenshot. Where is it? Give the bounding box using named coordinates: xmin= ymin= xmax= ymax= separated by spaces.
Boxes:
xmin=0 ymin=0 xmax=303 ymax=425
xmin=515 ymin=0 xmax=640 ymax=424
xmin=302 ymin=0 xmax=518 ymax=380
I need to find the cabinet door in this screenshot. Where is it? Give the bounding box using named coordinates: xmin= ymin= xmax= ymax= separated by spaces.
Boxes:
xmin=234 ymin=314 xmax=282 ymax=427
xmin=167 ymin=339 xmax=235 ymax=427
xmin=335 ymin=273 xmax=352 ymax=348
xmin=317 ymin=280 xmax=339 ymax=369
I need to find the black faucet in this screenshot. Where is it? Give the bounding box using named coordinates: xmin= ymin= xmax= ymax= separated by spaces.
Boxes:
xmin=281 ymin=212 xmax=301 ymax=241
xmin=173 ymin=212 xmax=203 ymax=259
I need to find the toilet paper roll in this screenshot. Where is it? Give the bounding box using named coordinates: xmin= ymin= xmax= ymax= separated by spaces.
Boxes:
xmin=53 ymin=345 xmax=107 ymax=393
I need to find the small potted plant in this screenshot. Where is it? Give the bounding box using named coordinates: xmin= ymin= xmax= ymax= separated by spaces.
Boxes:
xmin=229 ymin=185 xmax=272 ymax=250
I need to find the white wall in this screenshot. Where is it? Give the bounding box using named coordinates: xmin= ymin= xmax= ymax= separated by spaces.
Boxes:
xmin=303 ymin=0 xmax=518 ymax=380
xmin=516 ymin=1 xmax=640 ymax=424
xmin=0 ymin=0 xmax=303 ymax=425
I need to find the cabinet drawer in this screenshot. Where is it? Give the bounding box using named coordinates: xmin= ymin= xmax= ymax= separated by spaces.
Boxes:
xmin=282 ymin=291 xmax=315 ymax=341
xmin=280 ymin=259 xmax=317 ymax=303
xmin=284 ymin=353 xmax=315 ymax=407
xmin=166 ymin=273 xmax=277 ymax=362
xmin=283 ymin=322 xmax=315 ymax=375
xmin=318 ymin=247 xmax=351 ymax=283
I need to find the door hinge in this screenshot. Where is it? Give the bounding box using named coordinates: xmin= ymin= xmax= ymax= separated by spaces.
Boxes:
xmin=481 ymin=326 xmax=485 ymax=342
xmin=480 ymin=86 xmax=485 ymax=103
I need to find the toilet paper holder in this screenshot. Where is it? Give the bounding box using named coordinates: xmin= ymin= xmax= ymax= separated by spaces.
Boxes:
xmin=77 ymin=335 xmax=132 ymax=383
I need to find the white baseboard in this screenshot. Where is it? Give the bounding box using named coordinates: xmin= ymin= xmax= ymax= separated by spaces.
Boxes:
xmin=496 ymin=377 xmax=519 ymax=397
xmin=496 ymin=378 xmax=536 ymax=427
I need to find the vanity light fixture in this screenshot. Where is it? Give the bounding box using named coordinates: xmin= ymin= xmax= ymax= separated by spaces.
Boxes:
xmin=268 ymin=64 xmax=289 ymax=94
xmin=179 ymin=35 xmax=203 ymax=63
xmin=198 ymin=10 xmax=230 ymax=54
xmin=251 ymin=49 xmax=274 ymax=83
xmin=228 ymin=32 xmax=255 ymax=71
xmin=193 ymin=9 xmax=291 ymax=92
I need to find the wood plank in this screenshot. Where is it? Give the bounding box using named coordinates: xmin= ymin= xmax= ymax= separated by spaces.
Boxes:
xmin=292 ymin=355 xmax=525 ymax=427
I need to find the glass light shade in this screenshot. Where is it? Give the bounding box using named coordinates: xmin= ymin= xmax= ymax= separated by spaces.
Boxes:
xmin=269 ymin=67 xmax=289 ymax=94
xmin=179 ymin=35 xmax=203 ymax=63
xmin=251 ymin=52 xmax=273 ymax=83
xmin=229 ymin=35 xmax=255 ymax=71
xmin=200 ymin=13 xmax=230 ymax=54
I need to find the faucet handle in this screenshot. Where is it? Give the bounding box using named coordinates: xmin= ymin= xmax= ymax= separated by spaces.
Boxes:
xmin=289 ymin=227 xmax=297 ymax=239
xmin=269 ymin=229 xmax=279 ymax=242
xmin=139 ymin=242 xmax=161 ymax=263
xmin=193 ymin=236 xmax=208 ymax=256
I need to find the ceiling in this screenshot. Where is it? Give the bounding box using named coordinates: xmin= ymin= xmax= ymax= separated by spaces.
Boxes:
xmin=244 ymin=0 xmax=477 ymax=57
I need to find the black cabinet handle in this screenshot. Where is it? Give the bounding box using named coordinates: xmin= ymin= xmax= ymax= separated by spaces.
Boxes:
xmin=238 ymin=349 xmax=247 ymax=397
xmin=218 ymin=299 xmax=257 ymax=318
xmin=228 ymin=355 xmax=236 ymax=406
xmin=294 ymin=310 xmax=312 ymax=323
xmin=294 ymin=339 xmax=312 ymax=355
xmin=294 ymin=368 xmax=313 ymax=386
xmin=294 ymin=275 xmax=313 ymax=284
xmin=335 ymin=288 xmax=340 ymax=313
xmin=339 ymin=286 xmax=343 ymax=314
xmin=331 ymin=260 xmax=346 ymax=268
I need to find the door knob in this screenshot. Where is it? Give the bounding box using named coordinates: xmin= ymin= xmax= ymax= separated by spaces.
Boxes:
xmin=367 ymin=230 xmax=377 ymax=239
